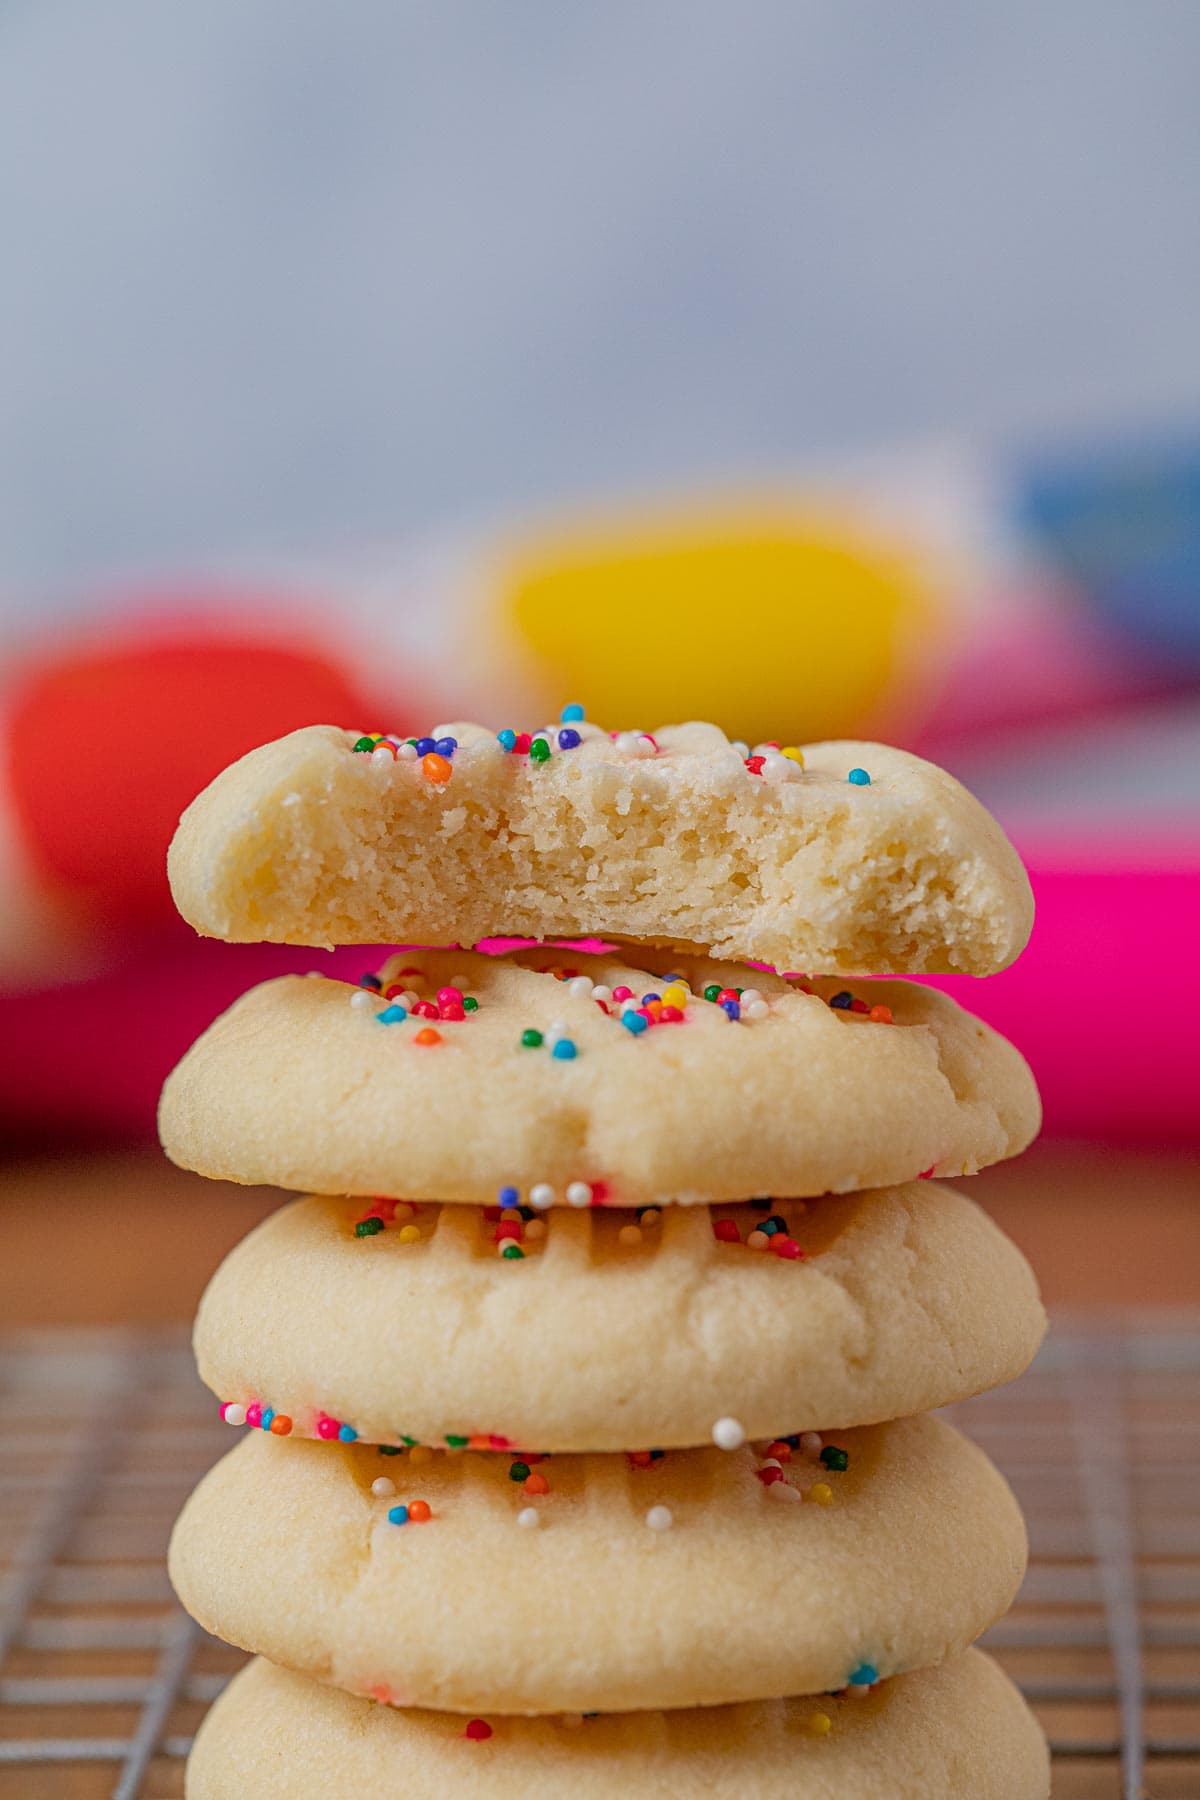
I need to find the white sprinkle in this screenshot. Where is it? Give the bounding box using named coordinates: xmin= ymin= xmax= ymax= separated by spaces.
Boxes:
xmin=732 ymin=740 xmax=749 ymax=758
xmin=613 ymin=731 xmax=642 ymax=755
xmin=800 ymin=1431 xmax=824 ymax=1463
xmin=222 ymin=1404 xmax=247 ymax=1428
xmin=646 ymin=1506 xmax=674 ymax=1531
xmin=399 ymin=990 xmax=420 ymax=1009
xmin=747 ymin=1230 xmax=770 ymax=1250
xmin=304 ymin=969 xmax=325 ymax=979
xmin=567 ymin=976 xmax=593 ymax=1000
xmin=350 ymin=989 xmax=377 ymax=1010
xmin=561 ymin=1713 xmax=584 ymax=1730
xmin=525 ymin=1218 xmax=547 ymax=1241
xmin=617 ymin=1224 xmax=643 ymax=1247
xmin=739 ymin=989 xmax=765 ymax=1006
xmin=371 ymin=1477 xmax=396 ymax=1498
xmin=767 ymin=1478 xmax=803 ymax=1503
xmin=448 ymin=973 xmax=470 ymax=991
xmin=761 ymin=753 xmax=796 ymax=783
xmin=846 ymin=1683 xmax=872 ymax=1698
xmin=546 ymin=1020 xmax=569 ymax=1044
xmin=591 ymin=984 xmax=613 ymax=1003
xmin=370 ymin=745 xmax=394 ymax=765
xmin=760 ymin=1457 xmax=782 ymax=1472
xmin=391 ymin=741 xmax=415 ymax=761
xmin=743 ymin=1000 xmax=769 ymax=1020
xmin=711 ymin=1417 xmax=746 ymax=1451
xmin=530 ymin=1184 xmax=556 ymax=1210
xmin=566 ymin=1181 xmax=592 ymax=1208
xmin=517 ymin=1507 xmax=541 ymax=1529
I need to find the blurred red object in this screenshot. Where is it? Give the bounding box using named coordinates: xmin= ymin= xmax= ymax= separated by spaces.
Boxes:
xmin=6 ymin=625 xmax=381 ymax=925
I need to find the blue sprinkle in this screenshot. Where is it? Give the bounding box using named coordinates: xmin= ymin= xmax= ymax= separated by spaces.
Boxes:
xmin=641 ymin=992 xmax=660 ymax=1006
xmin=621 ymin=1010 xmax=648 ymax=1035
xmin=498 ymin=1185 xmax=519 ymax=1207
xmin=377 ymin=1004 xmax=407 ymax=1024
xmin=557 ymin=727 xmax=581 ymax=750
xmin=720 ymin=999 xmax=741 ymax=1020
xmin=497 ymin=728 xmax=517 ymax=751
xmin=338 ymin=1424 xmax=358 ymax=1443
xmin=829 ymin=992 xmax=853 ymax=1010
xmin=561 ymin=702 xmax=585 ymax=722
xmin=260 ymin=1407 xmax=274 ymax=1430
xmin=358 ymin=973 xmax=383 ymax=990
xmin=551 ymin=1038 xmax=578 ymax=1060
xmin=387 ymin=1504 xmax=409 ymax=1526
xmin=434 ymin=736 xmax=458 ymax=758
xmin=649 ymin=1448 xmax=665 ymax=1460
xmin=760 ymin=1219 xmax=781 ymax=1237
xmin=847 ymin=767 xmax=871 ymax=786
xmin=783 ymin=1434 xmax=801 ymax=1449
xmin=849 ymin=1664 xmax=878 ymax=1687
xmin=413 ymin=737 xmax=436 ymax=756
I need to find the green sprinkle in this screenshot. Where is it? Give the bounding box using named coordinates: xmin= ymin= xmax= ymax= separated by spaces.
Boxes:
xmin=820 ymin=1445 xmax=849 ymax=1472
xmin=529 ymin=737 xmax=552 ymax=763
xmin=400 ymin=1436 xmax=419 ymax=1448
xmin=703 ymin=984 xmax=721 ymax=1002
xmin=446 ymin=1434 xmax=469 ymax=1448
xmin=509 ymin=1460 xmax=531 ymax=1482
xmin=378 ymin=1444 xmax=404 ymax=1456
xmin=352 ymin=736 xmax=377 ymax=753
xmin=463 ymin=996 xmax=479 ymax=1012
xmin=521 ymin=1028 xmax=543 ymax=1048
xmin=355 ymin=1217 xmax=384 ymax=1237
xmin=502 ymin=1243 xmax=525 ymax=1260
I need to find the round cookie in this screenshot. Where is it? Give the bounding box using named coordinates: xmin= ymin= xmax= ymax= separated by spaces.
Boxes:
xmin=169 ymin=1415 xmax=1026 ymax=1715
xmin=187 ymin=1651 xmax=1050 ymax=1799
xmin=167 ymin=720 xmax=1034 ymax=977
xmin=195 ymin=1181 xmax=1045 ymax=1451
xmin=159 ymin=946 xmax=1040 ymax=1206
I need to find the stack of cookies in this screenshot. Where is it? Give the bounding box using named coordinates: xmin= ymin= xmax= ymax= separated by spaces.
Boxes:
xmin=163 ymin=716 xmax=1051 ymax=1798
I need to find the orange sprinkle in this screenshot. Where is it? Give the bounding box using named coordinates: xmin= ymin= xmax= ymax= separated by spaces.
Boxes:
xmin=523 ymin=1471 xmax=550 ymax=1496
xmin=421 ymin=752 xmax=453 ymax=785
xmin=869 ymin=1004 xmax=893 ymax=1024
xmin=413 ymin=1028 xmax=442 ymax=1046
xmin=766 ymin=1440 xmax=792 ymax=1462
xmin=269 ymin=1415 xmax=293 ymax=1436
xmin=408 ymin=1499 xmax=432 ymax=1522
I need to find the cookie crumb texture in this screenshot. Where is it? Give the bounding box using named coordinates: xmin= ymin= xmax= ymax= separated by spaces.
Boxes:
xmin=168 ymin=1415 xmax=1027 ymax=1716
xmin=167 ymin=724 xmax=1033 ymax=975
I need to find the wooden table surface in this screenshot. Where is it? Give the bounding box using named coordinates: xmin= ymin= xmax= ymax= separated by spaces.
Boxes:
xmin=3 ymin=1139 xmax=1197 ymax=1324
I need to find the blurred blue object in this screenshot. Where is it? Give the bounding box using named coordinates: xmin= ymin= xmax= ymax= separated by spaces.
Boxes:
xmin=1016 ymin=436 xmax=1200 ymax=662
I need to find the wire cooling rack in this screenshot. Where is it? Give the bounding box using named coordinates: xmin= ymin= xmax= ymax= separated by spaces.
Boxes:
xmin=0 ymin=1319 xmax=1196 ymax=1800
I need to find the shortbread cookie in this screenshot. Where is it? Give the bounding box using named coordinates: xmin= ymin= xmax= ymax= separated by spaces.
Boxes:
xmin=187 ymin=1651 xmax=1050 ymax=1799
xmin=167 ymin=721 xmax=1033 ymax=975
xmin=169 ymin=1415 xmax=1025 ymax=1714
xmin=195 ymin=1181 xmax=1044 ymax=1451
xmin=159 ymin=947 xmax=1040 ymax=1206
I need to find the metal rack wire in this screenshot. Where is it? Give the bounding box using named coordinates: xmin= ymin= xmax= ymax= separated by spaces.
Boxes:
xmin=1 ymin=1318 xmax=1196 ymax=1799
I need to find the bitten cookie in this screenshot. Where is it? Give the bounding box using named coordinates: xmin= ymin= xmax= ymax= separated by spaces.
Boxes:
xmin=168 ymin=1416 xmax=1026 ymax=1715
xmin=186 ymin=1651 xmax=1050 ymax=1799
xmin=159 ymin=946 xmax=1040 ymax=1206
xmin=195 ymin=1181 xmax=1045 ymax=1451
xmin=167 ymin=720 xmax=1033 ymax=976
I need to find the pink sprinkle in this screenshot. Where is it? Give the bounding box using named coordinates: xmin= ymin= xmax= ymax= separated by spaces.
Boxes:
xmin=612 ymin=985 xmax=633 ymax=1003
xmin=316 ymin=1415 xmax=341 ymax=1440
xmin=245 ymin=1402 xmax=262 ymax=1429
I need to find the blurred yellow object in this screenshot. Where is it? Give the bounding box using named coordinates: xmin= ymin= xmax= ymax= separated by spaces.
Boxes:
xmin=491 ymin=508 xmax=943 ymax=744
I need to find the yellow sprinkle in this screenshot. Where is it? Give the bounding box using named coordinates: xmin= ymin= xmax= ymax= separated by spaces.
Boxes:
xmin=525 ymin=1218 xmax=547 ymax=1241
xmin=804 ymin=1711 xmax=832 ymax=1736
xmin=409 ymin=1445 xmax=433 ymax=1466
xmin=781 ymin=746 xmax=805 ymax=766
xmin=640 ymin=1207 xmax=662 ymax=1227
xmin=618 ymin=1224 xmax=643 ymax=1248
xmin=661 ymin=983 xmax=689 ymax=1009
xmin=807 ymin=1482 xmax=833 ymax=1507
xmin=398 ymin=1224 xmax=421 ymax=1244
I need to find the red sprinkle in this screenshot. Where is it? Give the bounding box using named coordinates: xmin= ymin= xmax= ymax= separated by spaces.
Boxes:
xmin=770 ymin=1236 xmax=805 ymax=1260
xmin=766 ymin=1440 xmax=793 ymax=1462
xmin=659 ymin=1005 xmax=684 ymax=1022
xmin=756 ymin=1465 xmax=784 ymax=1486
xmin=712 ymin=1218 xmax=741 ymax=1243
xmin=745 ymin=755 xmax=765 ymax=774
xmin=514 ymin=733 xmax=532 ymax=754
xmin=465 ymin=1719 xmax=493 ymax=1741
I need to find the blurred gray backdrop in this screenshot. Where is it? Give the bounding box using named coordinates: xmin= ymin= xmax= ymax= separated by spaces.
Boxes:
xmin=1 ymin=0 xmax=1198 ymax=607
